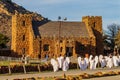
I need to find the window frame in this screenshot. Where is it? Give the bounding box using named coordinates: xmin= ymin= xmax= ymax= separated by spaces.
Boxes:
xmin=43 ymin=44 xmax=49 ymax=51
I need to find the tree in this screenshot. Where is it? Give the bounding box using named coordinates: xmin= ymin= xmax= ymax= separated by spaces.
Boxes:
xmin=0 ymin=33 xmax=9 ymax=48
xmin=104 ymin=23 xmax=120 ymax=49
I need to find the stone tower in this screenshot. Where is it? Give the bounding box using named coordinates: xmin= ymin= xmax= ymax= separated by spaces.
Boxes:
xmin=11 ymin=13 xmax=34 ymax=57
xmin=82 ymin=16 xmax=103 ymax=55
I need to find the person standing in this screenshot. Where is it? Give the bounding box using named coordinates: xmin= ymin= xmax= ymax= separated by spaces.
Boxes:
xmin=57 ymin=54 xmax=64 ymax=70
xmin=100 ymin=56 xmax=106 ymax=68
xmin=113 ymin=54 xmax=119 ymax=67
xmin=50 ymin=56 xmax=59 ymax=72
xmin=62 ymin=56 xmax=69 ymax=71
xmin=66 ymin=56 xmax=70 ymax=64
xmin=116 ymin=54 xmax=120 ymax=66
xmin=84 ymin=56 xmax=89 ymax=69
xmin=78 ymin=55 xmax=81 ymax=69
xmin=94 ymin=55 xmax=98 ymax=69
xmin=106 ymin=56 xmax=113 ymax=68
xmin=79 ymin=57 xmax=87 ymax=70
xmin=89 ymin=56 xmax=95 ymax=70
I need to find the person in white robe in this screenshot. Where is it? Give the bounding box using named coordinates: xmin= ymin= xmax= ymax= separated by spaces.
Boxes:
xmin=84 ymin=57 xmax=89 ymax=69
xmin=78 ymin=56 xmax=81 ymax=69
xmin=112 ymin=55 xmax=119 ymax=67
xmin=100 ymin=56 xmax=106 ymax=68
xmin=118 ymin=55 xmax=120 ymax=66
xmin=89 ymin=57 xmax=95 ymax=70
xmin=106 ymin=56 xmax=113 ymax=68
xmin=89 ymin=55 xmax=93 ymax=62
xmin=116 ymin=54 xmax=120 ymax=66
xmin=99 ymin=54 xmax=103 ymax=67
xmin=65 ymin=56 xmax=70 ymax=70
xmin=57 ymin=54 xmax=64 ymax=69
xmin=66 ymin=56 xmax=70 ymax=64
xmin=94 ymin=55 xmax=98 ymax=69
xmin=62 ymin=57 xmax=69 ymax=71
xmin=50 ymin=58 xmax=59 ymax=72
xmin=79 ymin=57 xmax=87 ymax=70
xmin=99 ymin=54 xmax=103 ymax=63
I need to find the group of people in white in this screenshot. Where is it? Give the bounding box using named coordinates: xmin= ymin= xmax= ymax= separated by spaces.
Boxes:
xmin=50 ymin=54 xmax=70 ymax=72
xmin=50 ymin=53 xmax=120 ymax=72
xmin=78 ymin=53 xmax=120 ymax=70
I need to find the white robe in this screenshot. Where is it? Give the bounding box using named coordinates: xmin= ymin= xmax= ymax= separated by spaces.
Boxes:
xmin=62 ymin=59 xmax=69 ymax=71
xmin=66 ymin=57 xmax=70 ymax=64
xmin=113 ymin=56 xmax=119 ymax=67
xmin=106 ymin=57 xmax=113 ymax=68
xmin=117 ymin=56 xmax=120 ymax=65
xmin=78 ymin=56 xmax=81 ymax=68
xmin=50 ymin=58 xmax=59 ymax=72
xmin=57 ymin=56 xmax=64 ymax=68
xmin=89 ymin=55 xmax=93 ymax=61
xmin=94 ymin=56 xmax=98 ymax=69
xmin=84 ymin=57 xmax=89 ymax=69
xmin=79 ymin=59 xmax=87 ymax=70
xmin=100 ymin=58 xmax=106 ymax=68
xmin=99 ymin=55 xmax=103 ymax=63
xmin=89 ymin=59 xmax=95 ymax=70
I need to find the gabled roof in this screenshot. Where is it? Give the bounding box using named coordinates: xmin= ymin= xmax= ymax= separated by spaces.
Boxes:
xmin=34 ymin=21 xmax=90 ymax=38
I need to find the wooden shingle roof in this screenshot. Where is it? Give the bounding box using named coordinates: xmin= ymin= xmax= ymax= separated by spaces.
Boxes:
xmin=36 ymin=21 xmax=90 ymax=38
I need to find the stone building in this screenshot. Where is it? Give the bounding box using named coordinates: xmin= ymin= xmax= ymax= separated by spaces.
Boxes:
xmin=0 ymin=0 xmax=44 ymax=50
xmin=11 ymin=13 xmax=103 ymax=58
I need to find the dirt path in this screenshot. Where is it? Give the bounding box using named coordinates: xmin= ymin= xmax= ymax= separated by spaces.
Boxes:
xmin=0 ymin=67 xmax=120 ymax=80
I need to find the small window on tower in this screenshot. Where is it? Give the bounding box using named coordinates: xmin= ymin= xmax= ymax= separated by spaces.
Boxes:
xmin=23 ymin=35 xmax=25 ymax=41
xmin=43 ymin=44 xmax=49 ymax=51
xmin=22 ymin=21 xmax=25 ymax=26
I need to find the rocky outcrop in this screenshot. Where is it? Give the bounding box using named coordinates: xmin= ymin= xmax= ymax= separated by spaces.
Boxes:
xmin=0 ymin=13 xmax=11 ymax=47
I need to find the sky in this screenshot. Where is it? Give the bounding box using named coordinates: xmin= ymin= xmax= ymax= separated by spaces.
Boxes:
xmin=12 ymin=0 xmax=120 ymax=30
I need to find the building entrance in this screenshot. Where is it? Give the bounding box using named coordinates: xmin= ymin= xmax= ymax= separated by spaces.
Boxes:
xmin=66 ymin=47 xmax=73 ymax=57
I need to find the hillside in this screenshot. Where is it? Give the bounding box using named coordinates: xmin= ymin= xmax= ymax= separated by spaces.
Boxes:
xmin=0 ymin=0 xmax=45 ymax=48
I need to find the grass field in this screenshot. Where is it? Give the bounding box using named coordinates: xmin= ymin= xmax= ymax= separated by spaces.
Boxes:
xmin=0 ymin=61 xmax=10 ymax=66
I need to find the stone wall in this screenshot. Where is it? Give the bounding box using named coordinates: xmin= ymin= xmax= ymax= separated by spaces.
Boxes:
xmin=11 ymin=13 xmax=34 ymax=57
xmin=82 ymin=16 xmax=103 ymax=55
xmin=39 ymin=37 xmax=92 ymax=58
xmin=32 ymin=37 xmax=40 ymax=58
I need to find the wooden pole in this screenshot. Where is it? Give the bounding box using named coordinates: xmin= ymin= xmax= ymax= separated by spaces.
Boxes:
xmin=38 ymin=64 xmax=41 ymax=73
xmin=23 ymin=65 xmax=26 ymax=74
xmin=8 ymin=65 xmax=11 ymax=74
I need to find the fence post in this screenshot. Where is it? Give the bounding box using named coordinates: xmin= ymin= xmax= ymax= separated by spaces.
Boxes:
xmin=8 ymin=65 xmax=11 ymax=74
xmin=23 ymin=65 xmax=26 ymax=74
xmin=77 ymin=63 xmax=79 ymax=69
xmin=8 ymin=57 xmax=11 ymax=74
xmin=38 ymin=64 xmax=41 ymax=73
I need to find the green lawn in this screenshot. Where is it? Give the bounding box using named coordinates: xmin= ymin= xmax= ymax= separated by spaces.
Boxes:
xmin=0 ymin=60 xmax=49 ymax=66
xmin=0 ymin=61 xmax=10 ymax=66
